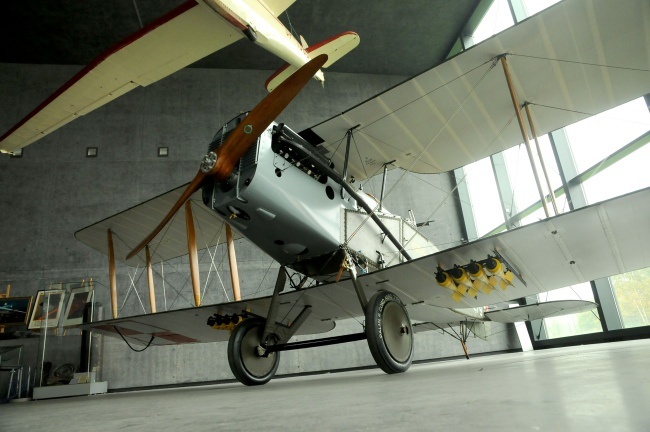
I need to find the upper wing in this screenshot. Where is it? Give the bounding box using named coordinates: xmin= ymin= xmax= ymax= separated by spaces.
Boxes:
xmin=81 ymin=186 xmax=650 ymax=345
xmin=302 ymin=0 xmax=650 ymax=181
xmin=74 ymin=184 xmax=242 ymax=267
xmin=0 ymin=1 xmax=243 ymax=154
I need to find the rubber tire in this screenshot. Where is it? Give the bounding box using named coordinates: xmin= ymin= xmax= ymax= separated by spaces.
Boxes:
xmin=227 ymin=318 xmax=280 ymax=386
xmin=365 ymin=290 xmax=414 ymax=374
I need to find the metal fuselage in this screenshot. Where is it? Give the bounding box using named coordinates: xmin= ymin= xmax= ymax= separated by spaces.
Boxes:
xmin=202 ymin=114 xmax=438 ymax=279
xmin=200 ymin=0 xmax=325 ymax=82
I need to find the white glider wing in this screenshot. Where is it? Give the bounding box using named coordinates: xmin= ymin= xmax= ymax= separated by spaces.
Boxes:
xmin=0 ymin=0 xmax=243 ymax=154
xmin=304 ymin=0 xmax=650 ymax=180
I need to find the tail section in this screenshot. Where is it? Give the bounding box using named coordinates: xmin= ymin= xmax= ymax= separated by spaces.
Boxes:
xmin=266 ymin=31 xmax=360 ymax=92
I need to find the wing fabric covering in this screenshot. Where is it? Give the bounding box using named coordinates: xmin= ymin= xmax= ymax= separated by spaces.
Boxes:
xmin=74 ymin=185 xmax=239 ymax=268
xmin=81 ymin=187 xmax=650 ymax=345
xmin=306 ymin=0 xmax=650 ymax=181
xmin=0 ymin=1 xmax=243 ymax=153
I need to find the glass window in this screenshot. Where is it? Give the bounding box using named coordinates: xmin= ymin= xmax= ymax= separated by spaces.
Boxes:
xmin=538 ymin=283 xmax=603 ymax=338
xmin=503 ymin=144 xmax=539 ymax=213
xmin=582 ymin=142 xmax=650 ymax=204
xmin=463 ymin=156 xmax=504 ymax=237
xmin=610 ymin=268 xmax=650 ymax=329
xmin=472 ymin=0 xmax=515 ymax=44
xmin=566 ymin=98 xmax=650 ymax=174
xmin=521 ymin=0 xmax=561 ymax=17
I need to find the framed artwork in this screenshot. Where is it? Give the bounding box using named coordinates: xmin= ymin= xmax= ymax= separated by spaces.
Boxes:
xmin=28 ymin=290 xmax=66 ymax=329
xmin=63 ymin=287 xmax=94 ymax=327
xmin=0 ymin=296 xmax=34 ymax=326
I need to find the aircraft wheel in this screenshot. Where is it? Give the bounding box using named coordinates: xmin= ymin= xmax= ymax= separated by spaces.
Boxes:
xmin=365 ymin=290 xmax=413 ymax=374
xmin=228 ymin=318 xmax=280 ymax=386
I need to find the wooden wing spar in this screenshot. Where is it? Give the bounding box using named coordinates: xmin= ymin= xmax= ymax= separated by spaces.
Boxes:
xmin=303 ymin=0 xmax=650 ymax=181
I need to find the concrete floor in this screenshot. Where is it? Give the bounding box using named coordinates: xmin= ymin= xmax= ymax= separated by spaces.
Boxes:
xmin=1 ymin=339 xmax=649 ymax=431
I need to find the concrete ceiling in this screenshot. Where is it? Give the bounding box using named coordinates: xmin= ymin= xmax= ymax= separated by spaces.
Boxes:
xmin=0 ymin=0 xmax=480 ymax=77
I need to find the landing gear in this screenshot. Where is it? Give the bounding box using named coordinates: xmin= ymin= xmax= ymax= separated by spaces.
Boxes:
xmin=365 ymin=290 xmax=413 ymax=374
xmin=227 ymin=318 xmax=280 ymax=386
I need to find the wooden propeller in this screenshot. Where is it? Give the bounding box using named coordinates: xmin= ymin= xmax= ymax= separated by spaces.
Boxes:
xmin=127 ymin=54 xmax=328 ymax=260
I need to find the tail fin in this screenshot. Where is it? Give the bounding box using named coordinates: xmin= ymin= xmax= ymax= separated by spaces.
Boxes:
xmin=266 ymin=31 xmax=359 ymax=92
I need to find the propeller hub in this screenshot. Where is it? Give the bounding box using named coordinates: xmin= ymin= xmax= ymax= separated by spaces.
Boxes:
xmin=200 ymin=151 xmax=218 ymax=174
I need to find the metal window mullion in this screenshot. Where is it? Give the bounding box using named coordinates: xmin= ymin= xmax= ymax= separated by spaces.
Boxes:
xmin=490 ymin=152 xmax=518 ymax=230
xmin=548 ymin=128 xmax=623 ymax=331
xmin=453 ymin=168 xmax=478 ymax=243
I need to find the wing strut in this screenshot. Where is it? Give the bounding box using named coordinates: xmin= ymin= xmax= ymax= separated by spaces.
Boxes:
xmin=185 ymin=201 xmax=201 ymax=307
xmin=524 ymin=103 xmax=559 ymax=214
xmin=107 ymin=229 xmax=118 ymax=319
xmin=226 ymin=224 xmax=241 ymax=301
xmin=145 ymin=246 xmax=157 ymax=313
xmin=499 ymin=55 xmax=551 ymax=218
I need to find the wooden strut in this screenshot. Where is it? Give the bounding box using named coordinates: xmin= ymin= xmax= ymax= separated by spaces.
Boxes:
xmin=145 ymin=245 xmax=157 ymax=313
xmin=185 ymin=201 xmax=201 ymax=307
xmin=426 ymin=321 xmax=472 ymax=359
xmin=499 ymin=55 xmax=551 ymax=218
xmin=524 ymin=103 xmax=559 ymax=215
xmin=107 ymin=229 xmax=118 ymax=319
xmin=226 ymin=224 xmax=241 ymax=301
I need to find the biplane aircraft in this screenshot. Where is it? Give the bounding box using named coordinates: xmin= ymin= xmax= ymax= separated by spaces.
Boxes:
xmin=3 ymin=0 xmax=650 ymax=386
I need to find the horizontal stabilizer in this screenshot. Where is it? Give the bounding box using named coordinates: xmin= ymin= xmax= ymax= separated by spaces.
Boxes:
xmin=485 ymin=300 xmax=597 ymax=323
xmin=266 ymin=31 xmax=359 ymax=92
xmin=307 ymin=31 xmax=360 ymax=69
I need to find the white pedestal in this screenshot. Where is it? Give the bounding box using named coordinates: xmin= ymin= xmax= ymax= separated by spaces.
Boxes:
xmin=32 ymin=381 xmax=108 ymax=400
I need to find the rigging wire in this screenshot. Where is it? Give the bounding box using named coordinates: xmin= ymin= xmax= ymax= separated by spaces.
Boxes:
xmin=342 ymin=59 xmax=501 ymax=246
xmin=115 ymin=326 xmax=154 ymax=352
xmin=510 ymin=53 xmax=650 ymax=74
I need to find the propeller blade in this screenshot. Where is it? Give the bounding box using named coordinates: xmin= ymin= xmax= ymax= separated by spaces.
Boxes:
xmin=126 ymin=54 xmax=328 ymax=260
xmin=205 ymin=54 xmax=328 ymax=181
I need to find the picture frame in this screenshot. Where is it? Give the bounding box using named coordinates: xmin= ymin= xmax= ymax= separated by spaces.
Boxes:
xmin=0 ymin=296 xmax=34 ymax=326
xmin=63 ymin=287 xmax=94 ymax=327
xmin=28 ymin=290 xmax=66 ymax=329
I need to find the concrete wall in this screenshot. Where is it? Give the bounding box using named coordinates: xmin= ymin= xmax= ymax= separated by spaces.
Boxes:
xmin=0 ymin=63 xmax=519 ymax=390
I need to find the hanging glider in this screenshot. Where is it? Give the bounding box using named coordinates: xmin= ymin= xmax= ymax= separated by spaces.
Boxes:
xmin=0 ymin=0 xmax=359 ymax=154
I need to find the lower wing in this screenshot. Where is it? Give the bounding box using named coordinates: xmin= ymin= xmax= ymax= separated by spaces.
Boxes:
xmin=80 ymin=187 xmax=649 ymax=346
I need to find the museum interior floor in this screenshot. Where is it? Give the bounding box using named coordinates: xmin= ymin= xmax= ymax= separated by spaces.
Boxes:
xmin=1 ymin=338 xmax=648 ymax=431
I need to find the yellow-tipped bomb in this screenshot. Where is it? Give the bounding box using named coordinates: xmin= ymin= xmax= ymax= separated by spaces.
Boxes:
xmin=485 ymin=257 xmax=514 ymax=291
xmin=467 ymin=261 xmax=493 ymax=294
xmin=450 ymin=267 xmax=473 ymax=289
xmin=436 ymin=270 xmax=457 ymax=291
xmin=437 ymin=269 xmax=467 ymax=301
